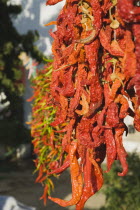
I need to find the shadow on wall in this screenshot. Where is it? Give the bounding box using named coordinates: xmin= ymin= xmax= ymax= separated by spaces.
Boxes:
xmin=12 ymin=0 xmax=65 ymax=55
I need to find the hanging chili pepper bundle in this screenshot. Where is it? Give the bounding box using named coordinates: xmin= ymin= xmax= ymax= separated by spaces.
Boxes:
xmin=30 ymin=0 xmax=140 ymax=209
xmin=29 ymin=62 xmax=67 ymax=205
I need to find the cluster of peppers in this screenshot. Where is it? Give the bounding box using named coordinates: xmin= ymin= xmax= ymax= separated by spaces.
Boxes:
xmin=28 ymin=61 xmax=65 ymax=205
xmin=30 ymin=0 xmax=140 ymax=209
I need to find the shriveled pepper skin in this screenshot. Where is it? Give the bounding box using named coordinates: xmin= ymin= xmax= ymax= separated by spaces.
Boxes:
xmin=76 ymin=149 xmax=103 ymax=210
xmin=117 ymin=0 xmax=140 ymax=22
xmin=115 ymin=125 xmax=128 ymax=176
xmin=48 ymin=141 xmax=83 ymax=207
xmin=76 ymin=151 xmax=93 ymax=210
xmin=104 ymin=129 xmax=116 ymax=173
xmin=48 ymin=155 xmax=70 ymax=175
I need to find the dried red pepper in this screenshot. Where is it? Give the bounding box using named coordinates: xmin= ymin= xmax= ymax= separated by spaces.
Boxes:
xmin=48 ymin=141 xmax=83 ymax=206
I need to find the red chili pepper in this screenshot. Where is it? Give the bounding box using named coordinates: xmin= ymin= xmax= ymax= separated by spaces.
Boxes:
xmin=106 ymin=102 xmax=119 ymax=127
xmin=62 ymin=119 xmax=75 ymax=152
xmin=97 ymin=108 xmax=106 ymax=126
xmin=85 ymin=74 xmax=103 ymax=117
xmin=84 ymin=39 xmax=100 ymax=74
xmin=117 ymin=0 xmax=140 ymax=22
xmin=99 ymin=28 xmax=124 ymax=57
xmin=35 ymin=164 xmax=43 ymax=183
xmin=104 ymin=129 xmax=117 ymax=172
xmin=51 ymin=95 xmax=68 ymax=126
xmin=48 ymin=155 xmax=70 ymax=175
xmin=40 ymin=184 xmax=48 ymax=206
xmin=76 ymin=150 xmax=94 ymax=210
xmin=46 ymin=0 xmax=63 ymax=6
xmin=92 ymin=125 xmax=104 ymax=147
xmin=90 ymin=0 xmax=102 ymax=36
xmin=48 ymin=141 xmax=83 ymax=207
xmin=114 ymin=94 xmax=129 ymax=119
xmin=68 ymin=64 xmax=87 ymax=117
xmin=122 ymin=30 xmax=136 ymax=79
xmin=76 ymin=148 xmax=103 ymax=210
xmin=88 ymin=149 xmax=104 ymax=190
xmin=110 ymin=78 xmax=123 ymax=101
xmin=115 ymin=124 xmax=128 ymax=176
xmin=55 ymin=66 xmax=75 ymax=97
xmin=76 ymin=117 xmax=92 ymax=147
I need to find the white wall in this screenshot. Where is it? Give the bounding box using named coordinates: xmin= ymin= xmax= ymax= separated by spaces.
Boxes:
xmin=10 ymin=0 xmax=65 ymax=55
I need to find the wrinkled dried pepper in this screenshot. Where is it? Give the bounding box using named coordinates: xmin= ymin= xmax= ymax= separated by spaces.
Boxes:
xmin=48 ymin=141 xmax=83 ymax=206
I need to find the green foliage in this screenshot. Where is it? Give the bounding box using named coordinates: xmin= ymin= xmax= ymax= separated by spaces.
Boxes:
xmin=0 ymin=0 xmax=43 ymax=96
xmin=30 ymin=63 xmax=66 ymax=197
xmin=100 ymin=153 xmax=140 ymax=210
xmin=21 ymin=30 xmax=43 ymax=62
xmin=0 ymin=0 xmax=43 ymax=146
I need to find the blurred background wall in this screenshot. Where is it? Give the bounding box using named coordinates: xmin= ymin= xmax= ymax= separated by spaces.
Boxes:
xmin=9 ymin=0 xmax=65 ymax=55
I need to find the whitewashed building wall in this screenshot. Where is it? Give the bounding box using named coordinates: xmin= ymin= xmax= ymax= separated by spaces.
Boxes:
xmin=10 ymin=0 xmax=65 ymax=55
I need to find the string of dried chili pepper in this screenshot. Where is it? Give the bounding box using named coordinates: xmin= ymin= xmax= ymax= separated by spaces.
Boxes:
xmin=30 ymin=0 xmax=140 ymax=208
